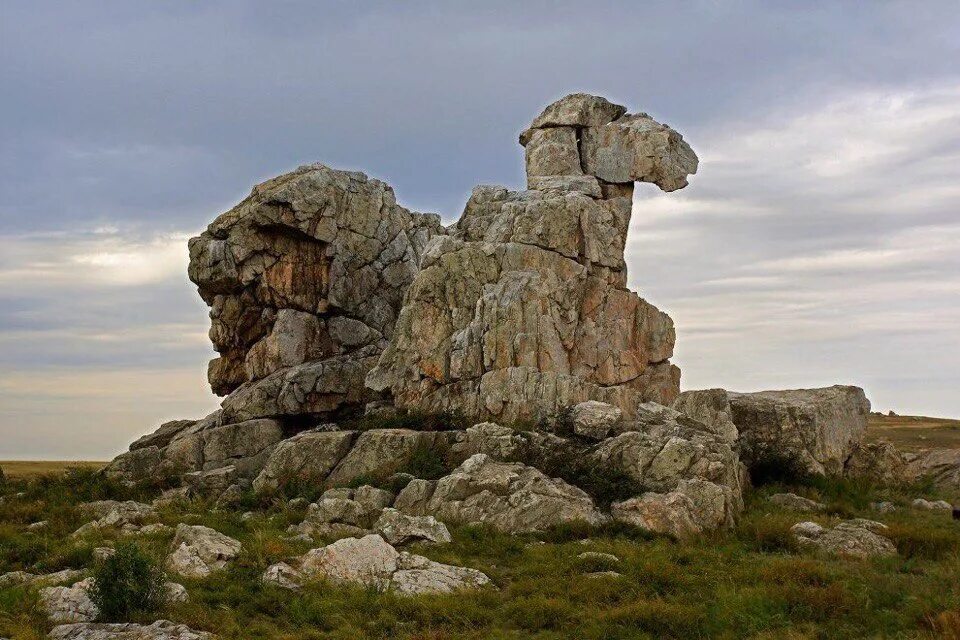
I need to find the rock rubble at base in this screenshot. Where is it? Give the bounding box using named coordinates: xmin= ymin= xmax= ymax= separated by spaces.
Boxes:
xmin=262 ymin=534 xmax=490 ymax=595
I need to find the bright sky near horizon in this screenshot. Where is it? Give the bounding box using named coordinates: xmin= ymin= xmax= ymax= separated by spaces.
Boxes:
xmin=1 ymin=2 xmax=958 ymax=459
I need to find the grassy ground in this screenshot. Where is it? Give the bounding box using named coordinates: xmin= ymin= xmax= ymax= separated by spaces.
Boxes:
xmin=0 ymin=462 xmax=106 ymax=479
xmin=866 ymin=414 xmax=960 ymax=452
xmin=0 ymin=465 xmax=959 ymax=639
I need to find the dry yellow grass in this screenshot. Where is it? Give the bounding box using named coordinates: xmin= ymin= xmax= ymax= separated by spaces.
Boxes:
xmin=0 ymin=460 xmax=106 ymax=478
xmin=865 ymin=413 xmax=960 ymax=451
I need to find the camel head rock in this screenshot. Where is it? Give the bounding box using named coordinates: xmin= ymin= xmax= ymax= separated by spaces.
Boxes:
xmin=367 ymin=93 xmax=696 ymax=423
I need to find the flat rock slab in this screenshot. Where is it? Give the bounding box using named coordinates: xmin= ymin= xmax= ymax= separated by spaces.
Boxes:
xmin=48 ymin=620 xmax=214 ymax=640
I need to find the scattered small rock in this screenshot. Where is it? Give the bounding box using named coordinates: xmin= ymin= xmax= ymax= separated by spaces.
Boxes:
xmin=791 ymin=519 xmax=897 ymax=559
xmin=870 ymin=501 xmax=897 ymax=514
xmin=163 ymin=582 xmax=189 ymax=604
xmin=584 ymin=571 xmax=623 ymax=579
xmin=92 ymin=547 xmax=116 ymax=562
xmin=911 ymin=498 xmax=953 ymax=512
xmin=262 ymin=562 xmax=304 ymax=590
xmin=48 ymin=620 xmax=213 ymax=640
xmin=374 ymin=508 xmax=451 ymax=546
xmin=287 ymin=497 xmax=309 ymax=510
xmin=576 ymin=551 xmax=620 ymax=564
xmin=27 ymin=520 xmax=48 ymax=531
xmin=768 ymin=493 xmax=826 ymax=513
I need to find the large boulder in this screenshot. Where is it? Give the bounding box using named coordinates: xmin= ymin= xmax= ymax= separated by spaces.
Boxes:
xmin=252 ymin=428 xmax=355 ymax=493
xmin=105 ymin=411 xmax=283 ymax=486
xmin=187 ymin=163 xmax=445 ymax=404
xmin=727 ymin=386 xmax=870 ymax=476
xmin=393 ymin=453 xmax=605 ymax=533
xmin=673 ymin=386 xmax=872 ymax=477
xmin=845 ymin=440 xmax=908 ymax=484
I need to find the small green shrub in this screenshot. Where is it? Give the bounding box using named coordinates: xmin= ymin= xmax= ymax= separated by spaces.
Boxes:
xmin=89 ymin=541 xmax=165 ymax=621
xmin=522 ymin=444 xmax=647 ymax=509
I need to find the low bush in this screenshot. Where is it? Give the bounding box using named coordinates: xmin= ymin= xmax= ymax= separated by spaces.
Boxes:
xmin=89 ymin=541 xmax=165 ymax=622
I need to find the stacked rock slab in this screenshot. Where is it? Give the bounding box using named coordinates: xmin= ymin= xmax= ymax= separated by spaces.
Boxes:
xmin=187 ymin=163 xmax=445 ymax=414
xmin=368 ymin=94 xmax=698 ymax=423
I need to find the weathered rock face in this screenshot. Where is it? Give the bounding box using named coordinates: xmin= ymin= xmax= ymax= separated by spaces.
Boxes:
xmin=166 ymin=524 xmax=242 ymax=579
xmin=845 ymin=440 xmax=907 ymax=484
xmin=368 ymin=94 xmax=694 ymax=423
xmin=904 ymin=448 xmax=960 ymax=489
xmin=188 ymin=163 xmax=445 ymax=413
xmin=672 ymin=389 xmax=739 ymax=445
xmin=729 ymin=386 xmax=870 ymax=476
xmin=393 ymin=453 xmax=606 ymax=533
xmin=675 ymin=386 xmax=871 ymax=477
xmin=518 ymin=93 xmax=697 ymax=192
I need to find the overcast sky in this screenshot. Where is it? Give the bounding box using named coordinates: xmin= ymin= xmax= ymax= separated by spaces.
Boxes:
xmin=1 ymin=1 xmax=958 ymax=459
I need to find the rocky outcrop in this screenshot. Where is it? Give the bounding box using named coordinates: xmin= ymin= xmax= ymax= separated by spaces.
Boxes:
xmin=48 ymin=621 xmax=213 ymax=640
xmin=676 ymin=385 xmax=870 ymax=476
xmin=0 ymin=569 xmax=83 ymax=589
xmin=393 ymin=453 xmax=606 ymax=533
xmin=287 ymin=534 xmax=491 ymax=594
xmin=166 ymin=524 xmax=242 ymax=579
xmin=791 ymin=519 xmax=897 ymax=558
xmin=591 ymin=404 xmax=745 ymax=529
xmin=368 ymin=94 xmax=696 ymax=423
xmin=729 ymin=386 xmax=870 ymax=476
xmin=188 ymin=163 xmax=445 ymax=406
xmin=904 ymin=448 xmax=960 ymax=489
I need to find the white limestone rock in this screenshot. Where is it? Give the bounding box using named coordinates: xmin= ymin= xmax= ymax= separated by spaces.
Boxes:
xmin=166 ymin=524 xmax=242 ymax=579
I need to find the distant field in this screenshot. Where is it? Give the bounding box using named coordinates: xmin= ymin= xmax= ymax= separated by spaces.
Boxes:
xmin=866 ymin=413 xmax=960 ymax=451
xmin=0 ymin=460 xmax=106 ymax=478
